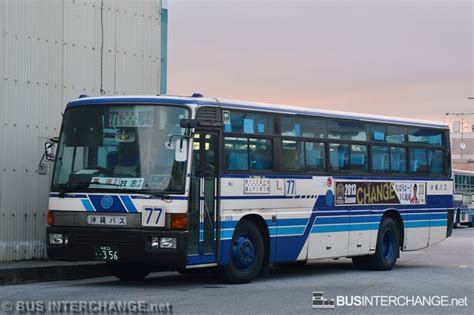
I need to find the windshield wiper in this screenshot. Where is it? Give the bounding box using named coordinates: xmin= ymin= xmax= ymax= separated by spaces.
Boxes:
xmin=57 ymin=184 xmax=171 ymax=201
xmin=132 ymin=189 xmax=171 ymax=200
xmin=57 ymin=182 xmax=118 ymax=198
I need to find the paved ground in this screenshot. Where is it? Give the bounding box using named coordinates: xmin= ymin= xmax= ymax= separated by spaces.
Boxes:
xmin=0 ymin=260 xmax=110 ymax=285
xmin=0 ymin=228 xmax=472 ymax=314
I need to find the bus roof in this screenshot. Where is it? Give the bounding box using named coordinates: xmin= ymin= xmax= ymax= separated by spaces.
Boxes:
xmin=67 ymin=95 xmax=448 ymax=129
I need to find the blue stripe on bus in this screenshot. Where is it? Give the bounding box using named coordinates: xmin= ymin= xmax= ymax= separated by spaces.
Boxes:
xmin=275 ymin=198 xmax=323 ymax=261
xmin=331 ymin=209 xmax=447 ymax=216
xmin=431 ymin=220 xmax=449 ymax=227
xmin=404 ymin=220 xmax=447 ymax=228
xmin=187 ymin=255 xmax=216 ymax=265
xmin=221 ymin=211 xmax=445 ymax=229
xmin=220 ymin=195 xmax=452 ymax=207
xmin=273 ymin=218 xmax=309 ymax=226
xmin=120 ymin=196 xmax=137 ymax=213
xmin=221 ymin=212 xmax=448 ymax=239
xmin=88 ymin=195 xmax=127 ymax=213
xmin=269 ymin=219 xmax=445 ymax=236
xmin=311 ymin=223 xmax=380 ymax=233
xmin=221 ymin=221 xmax=237 ymax=229
xmin=81 ymin=199 xmax=95 ymax=212
xmin=402 ymin=213 xmax=447 ymax=221
xmin=221 ymin=230 xmax=234 ymax=239
xmin=349 ymin=215 xmax=383 ymax=223
xmin=277 ymin=226 xmax=306 ymax=235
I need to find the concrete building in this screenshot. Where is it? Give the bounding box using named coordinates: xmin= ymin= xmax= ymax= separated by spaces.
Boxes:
xmin=0 ymin=0 xmax=167 ymax=261
xmin=445 ymin=115 xmax=474 ymax=171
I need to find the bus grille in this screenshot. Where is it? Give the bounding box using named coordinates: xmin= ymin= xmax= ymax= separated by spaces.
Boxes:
xmin=196 ymin=107 xmax=223 ymax=126
xmin=74 ymin=230 xmax=139 ymax=244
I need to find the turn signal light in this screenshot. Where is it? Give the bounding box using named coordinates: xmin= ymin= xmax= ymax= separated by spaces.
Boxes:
xmin=170 ymin=213 xmax=187 ymax=229
xmin=47 ymin=211 xmax=54 ymax=226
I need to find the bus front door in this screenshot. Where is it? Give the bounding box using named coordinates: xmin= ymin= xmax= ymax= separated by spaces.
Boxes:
xmin=187 ymin=131 xmax=219 ymax=265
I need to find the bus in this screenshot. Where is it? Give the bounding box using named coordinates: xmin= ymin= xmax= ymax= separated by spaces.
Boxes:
xmin=45 ymin=95 xmax=454 ymax=283
xmin=453 ymin=169 xmax=474 ymax=227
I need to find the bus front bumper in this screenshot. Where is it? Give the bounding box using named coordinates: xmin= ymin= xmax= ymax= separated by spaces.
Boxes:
xmin=46 ymin=226 xmax=188 ymax=268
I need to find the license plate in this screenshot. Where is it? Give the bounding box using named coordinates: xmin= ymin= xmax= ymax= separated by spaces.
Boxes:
xmin=93 ymin=246 xmax=119 ymax=261
xmin=87 ymin=215 xmax=127 ymax=226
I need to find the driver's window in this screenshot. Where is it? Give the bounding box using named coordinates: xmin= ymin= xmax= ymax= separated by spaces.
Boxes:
xmin=54 ymin=146 xmax=86 ymax=185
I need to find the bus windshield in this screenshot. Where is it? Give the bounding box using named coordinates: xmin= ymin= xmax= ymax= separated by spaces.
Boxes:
xmin=51 ymin=104 xmax=189 ymax=194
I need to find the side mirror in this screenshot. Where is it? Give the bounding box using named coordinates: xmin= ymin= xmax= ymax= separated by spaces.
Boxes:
xmin=38 ymin=137 xmax=59 ymax=175
xmin=45 ymin=137 xmax=59 ymax=162
xmin=180 ymin=119 xmax=199 ymax=129
xmin=175 ymin=138 xmax=188 ymax=162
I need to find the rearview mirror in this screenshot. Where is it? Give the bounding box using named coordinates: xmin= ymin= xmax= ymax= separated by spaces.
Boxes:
xmin=45 ymin=137 xmax=59 ymax=162
xmin=175 ymin=138 xmax=188 ymax=162
xmin=37 ymin=137 xmax=59 ymax=175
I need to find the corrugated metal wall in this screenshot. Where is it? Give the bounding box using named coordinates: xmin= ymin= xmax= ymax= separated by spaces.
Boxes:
xmin=0 ymin=0 xmax=163 ymax=261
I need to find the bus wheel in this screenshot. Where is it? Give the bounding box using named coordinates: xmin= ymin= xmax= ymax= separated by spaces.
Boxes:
xmin=107 ymin=262 xmax=151 ymax=281
xmin=221 ymin=220 xmax=264 ymax=284
xmin=453 ymin=209 xmax=460 ymax=229
xmin=370 ymin=217 xmax=400 ymax=270
xmin=351 ymin=255 xmax=370 ymax=269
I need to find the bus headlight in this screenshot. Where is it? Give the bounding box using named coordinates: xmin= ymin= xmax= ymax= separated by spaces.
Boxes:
xmin=150 ymin=236 xmax=160 ymax=249
xmin=159 ymin=237 xmax=176 ymax=249
xmin=49 ymin=233 xmax=67 ymax=245
xmin=149 ymin=236 xmax=176 ymax=249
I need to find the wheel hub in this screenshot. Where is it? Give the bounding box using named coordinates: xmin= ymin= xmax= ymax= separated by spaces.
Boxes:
xmin=382 ymin=230 xmax=394 ymax=260
xmin=232 ymin=234 xmax=255 ymax=270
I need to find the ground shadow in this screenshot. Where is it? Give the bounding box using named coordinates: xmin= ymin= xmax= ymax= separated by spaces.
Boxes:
xmin=77 ymin=257 xmax=430 ymax=289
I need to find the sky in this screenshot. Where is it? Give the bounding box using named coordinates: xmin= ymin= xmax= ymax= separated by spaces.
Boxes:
xmin=167 ymin=0 xmax=473 ymax=123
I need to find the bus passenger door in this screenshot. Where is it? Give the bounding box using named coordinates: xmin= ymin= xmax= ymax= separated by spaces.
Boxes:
xmin=187 ymin=132 xmax=219 ymax=265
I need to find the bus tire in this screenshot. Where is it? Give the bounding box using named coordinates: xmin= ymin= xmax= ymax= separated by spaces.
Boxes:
xmin=107 ymin=262 xmax=151 ymax=281
xmin=351 ymin=255 xmax=370 ymax=270
xmin=453 ymin=209 xmax=460 ymax=229
xmin=368 ymin=217 xmax=399 ymax=270
xmin=221 ymin=219 xmax=264 ymax=284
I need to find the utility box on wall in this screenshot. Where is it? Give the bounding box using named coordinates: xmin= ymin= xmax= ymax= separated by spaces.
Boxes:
xmin=0 ymin=0 xmax=167 ymax=261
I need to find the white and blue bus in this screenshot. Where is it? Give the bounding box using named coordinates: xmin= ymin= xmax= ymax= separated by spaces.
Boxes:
xmin=46 ymin=95 xmax=454 ymax=283
xmin=453 ymin=169 xmax=474 ymax=227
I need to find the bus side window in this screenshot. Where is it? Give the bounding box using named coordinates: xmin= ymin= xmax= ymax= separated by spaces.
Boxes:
xmin=282 ymin=140 xmax=305 ymax=171
xmin=224 ymin=137 xmax=249 ymax=170
xmin=390 ymin=147 xmax=407 ymax=173
xmin=227 ymin=111 xmax=274 ymax=135
xmin=429 ymin=149 xmax=444 ymax=174
xmin=249 ymin=138 xmax=273 ymax=171
xmin=305 ymin=142 xmax=326 ymax=171
xmin=372 ymin=146 xmax=389 ymax=172
xmin=329 ymin=143 xmax=350 ymax=171
xmin=410 ymin=148 xmax=428 ymax=173
xmin=350 ymin=144 xmax=368 ymax=171
xmin=408 ymin=128 xmax=444 ymax=146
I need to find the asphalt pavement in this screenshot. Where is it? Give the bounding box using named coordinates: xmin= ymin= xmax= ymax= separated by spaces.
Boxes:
xmin=0 ymin=227 xmax=472 ymax=314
